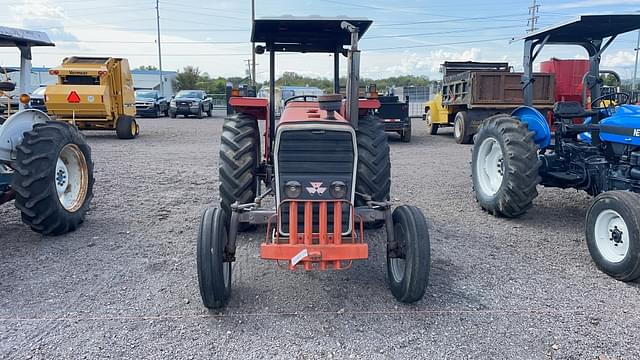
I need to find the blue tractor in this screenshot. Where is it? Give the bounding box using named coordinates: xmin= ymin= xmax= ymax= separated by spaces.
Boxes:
xmin=471 ymin=15 xmax=640 ymax=281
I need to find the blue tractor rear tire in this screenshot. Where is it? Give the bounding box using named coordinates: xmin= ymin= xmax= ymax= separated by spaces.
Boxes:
xmin=472 ymin=115 xmax=540 ymax=217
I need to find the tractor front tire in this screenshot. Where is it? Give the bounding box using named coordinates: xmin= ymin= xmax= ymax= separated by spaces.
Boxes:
xmin=116 ymin=116 xmax=139 ymax=139
xmin=387 ymin=205 xmax=430 ymax=303
xmin=586 ymin=191 xmax=640 ymax=282
xmin=12 ymin=121 xmax=94 ymax=235
xmin=453 ymin=111 xmax=473 ymax=144
xmin=472 ymin=115 xmax=540 ymax=218
xmin=197 ymin=207 xmax=233 ymax=309
xmin=219 ymin=113 xmax=260 ymax=231
xmin=356 ymin=115 xmax=391 ymax=228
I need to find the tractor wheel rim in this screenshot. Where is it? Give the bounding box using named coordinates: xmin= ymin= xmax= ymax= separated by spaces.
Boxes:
xmin=427 ymin=112 xmax=432 ymax=127
xmin=223 ymin=262 xmax=231 ymax=287
xmin=454 ymin=118 xmax=462 ymax=138
xmin=390 ymin=258 xmax=406 ymax=283
xmin=56 ymin=144 xmax=89 ymax=212
xmin=594 ymin=209 xmax=629 ymax=263
xmin=131 ymin=120 xmax=137 ymax=136
xmin=476 ymin=137 xmax=504 ymax=197
xmin=390 ymin=222 xmax=406 ymax=283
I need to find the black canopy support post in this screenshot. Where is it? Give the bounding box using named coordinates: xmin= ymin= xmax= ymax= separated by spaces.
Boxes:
xmin=342 ymin=21 xmax=360 ymax=129
xmin=522 ymin=39 xmax=534 ymax=107
xmin=269 ymin=49 xmax=276 ymax=156
xmin=586 ymin=39 xmax=604 ymax=110
xmin=333 ymin=52 xmax=340 ymax=95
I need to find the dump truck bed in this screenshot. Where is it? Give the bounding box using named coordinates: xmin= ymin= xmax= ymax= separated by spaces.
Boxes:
xmin=442 ymin=71 xmax=555 ymax=109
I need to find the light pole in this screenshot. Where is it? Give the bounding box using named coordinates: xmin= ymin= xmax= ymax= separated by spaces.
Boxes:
xmin=251 ymin=0 xmax=256 ymax=86
xmin=156 ymin=0 xmax=164 ymax=96
xmin=633 ymin=29 xmax=639 ymax=91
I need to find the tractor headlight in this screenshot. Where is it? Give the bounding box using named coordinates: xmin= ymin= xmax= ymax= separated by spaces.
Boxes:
xmin=284 ymin=180 xmax=302 ymax=198
xmin=329 ymin=181 xmax=347 ymax=198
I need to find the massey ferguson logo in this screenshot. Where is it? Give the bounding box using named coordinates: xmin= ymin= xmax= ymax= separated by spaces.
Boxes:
xmin=306 ymin=182 xmax=327 ymax=195
xmin=634 ymin=129 xmax=640 ymax=137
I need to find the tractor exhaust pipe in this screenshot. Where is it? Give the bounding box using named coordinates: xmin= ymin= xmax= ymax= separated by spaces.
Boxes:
xmin=341 ymin=21 xmax=360 ymax=129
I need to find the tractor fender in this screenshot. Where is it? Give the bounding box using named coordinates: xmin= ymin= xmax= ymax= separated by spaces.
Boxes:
xmin=228 ymin=97 xmax=268 ymax=120
xmin=511 ymin=106 xmax=551 ymax=149
xmin=0 ymin=109 xmax=50 ymax=161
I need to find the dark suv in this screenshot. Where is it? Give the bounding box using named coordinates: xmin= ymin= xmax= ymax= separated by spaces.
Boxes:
xmin=169 ymin=90 xmax=212 ymax=118
xmin=135 ymin=90 xmax=169 ymax=118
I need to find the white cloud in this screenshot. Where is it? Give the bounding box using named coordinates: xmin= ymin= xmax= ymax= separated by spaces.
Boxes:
xmin=602 ymin=50 xmax=637 ymax=68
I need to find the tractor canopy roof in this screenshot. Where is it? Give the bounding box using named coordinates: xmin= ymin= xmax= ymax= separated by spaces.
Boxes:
xmin=251 ymin=17 xmax=372 ymax=53
xmin=0 ymin=26 xmax=54 ymax=48
xmin=518 ymin=14 xmax=640 ymax=44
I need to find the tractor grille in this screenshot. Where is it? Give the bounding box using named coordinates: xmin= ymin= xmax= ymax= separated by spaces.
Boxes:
xmin=276 ymin=127 xmax=355 ymax=236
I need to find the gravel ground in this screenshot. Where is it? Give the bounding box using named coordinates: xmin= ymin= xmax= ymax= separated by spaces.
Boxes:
xmin=1 ymin=116 xmax=639 ymax=359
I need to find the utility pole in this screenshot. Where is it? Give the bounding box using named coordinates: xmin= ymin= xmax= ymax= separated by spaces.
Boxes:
xmin=156 ymin=0 xmax=164 ymax=96
xmin=251 ymin=0 xmax=256 ymax=86
xmin=633 ymin=29 xmax=640 ymax=91
xmin=245 ymin=59 xmax=252 ymax=82
xmin=527 ymin=0 xmax=539 ymax=33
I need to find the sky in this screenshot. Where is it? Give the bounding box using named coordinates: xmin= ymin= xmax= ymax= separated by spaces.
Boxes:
xmin=0 ymin=0 xmax=639 ymax=82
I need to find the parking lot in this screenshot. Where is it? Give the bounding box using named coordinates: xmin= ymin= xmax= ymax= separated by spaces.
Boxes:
xmin=1 ymin=116 xmax=639 ymax=359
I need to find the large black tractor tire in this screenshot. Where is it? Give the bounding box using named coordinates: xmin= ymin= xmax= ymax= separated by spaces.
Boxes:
xmin=197 ymin=207 xmax=232 ymax=309
xmin=12 ymin=122 xmax=94 ymax=235
xmin=453 ymin=111 xmax=473 ymax=144
xmin=585 ymin=191 xmax=640 ymax=282
xmin=356 ymin=115 xmax=391 ymax=228
xmin=471 ymin=115 xmax=539 ymax=218
xmin=425 ymin=110 xmax=438 ymax=135
xmin=387 ymin=205 xmax=430 ymax=303
xmin=219 ymin=113 xmax=260 ymax=231
xmin=116 ymin=116 xmax=139 ymax=139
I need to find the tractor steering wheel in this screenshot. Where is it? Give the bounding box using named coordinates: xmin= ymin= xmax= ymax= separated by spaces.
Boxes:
xmin=283 ymin=95 xmax=318 ymax=106
xmin=590 ymin=92 xmax=631 ymax=117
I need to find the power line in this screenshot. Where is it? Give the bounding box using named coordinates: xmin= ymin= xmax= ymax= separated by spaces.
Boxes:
xmin=366 ymin=24 xmax=523 ymax=40
xmin=366 ymin=36 xmax=513 ymax=51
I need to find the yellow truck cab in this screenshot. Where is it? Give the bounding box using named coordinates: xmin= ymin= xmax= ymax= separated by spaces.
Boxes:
xmin=46 ymin=57 xmax=139 ymax=139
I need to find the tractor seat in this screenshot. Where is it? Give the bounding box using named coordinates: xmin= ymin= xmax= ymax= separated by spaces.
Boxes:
xmin=553 ymin=101 xmax=597 ymax=119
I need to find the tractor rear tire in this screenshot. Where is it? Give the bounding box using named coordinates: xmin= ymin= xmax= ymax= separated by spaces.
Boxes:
xmin=197 ymin=207 xmax=232 ymax=309
xmin=219 ymin=113 xmax=260 ymax=231
xmin=356 ymin=115 xmax=391 ymax=228
xmin=585 ymin=191 xmax=640 ymax=282
xmin=472 ymin=115 xmax=540 ymax=218
xmin=116 ymin=116 xmax=139 ymax=139
xmin=387 ymin=205 xmax=430 ymax=303
xmin=12 ymin=121 xmax=94 ymax=235
xmin=453 ymin=111 xmax=473 ymax=144
xmin=426 ymin=110 xmax=438 ymax=135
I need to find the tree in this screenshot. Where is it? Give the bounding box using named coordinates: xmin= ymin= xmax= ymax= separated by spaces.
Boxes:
xmin=136 ymin=65 xmax=159 ymax=71
xmin=173 ymin=66 xmax=201 ymax=91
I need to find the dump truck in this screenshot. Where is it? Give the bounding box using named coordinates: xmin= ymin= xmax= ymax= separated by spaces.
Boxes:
xmin=424 ymin=61 xmax=555 ymax=144
xmin=376 ymin=95 xmax=411 ymax=142
xmin=46 ymin=57 xmax=139 ymax=139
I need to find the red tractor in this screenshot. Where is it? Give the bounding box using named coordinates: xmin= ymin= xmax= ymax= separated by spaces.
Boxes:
xmin=197 ymin=18 xmax=431 ymax=309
